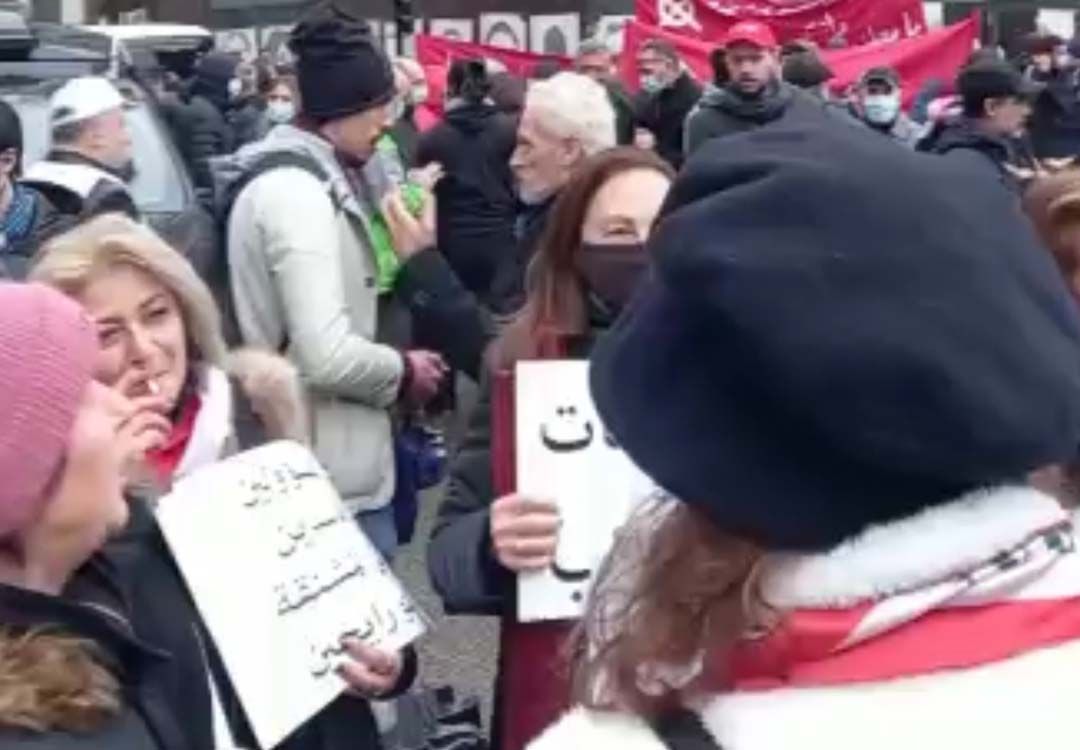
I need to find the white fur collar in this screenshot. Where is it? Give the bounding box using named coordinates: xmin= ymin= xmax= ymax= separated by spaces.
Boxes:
xmin=174 ymin=366 xmax=233 ymax=480
xmin=759 ymin=486 xmax=1067 ymax=609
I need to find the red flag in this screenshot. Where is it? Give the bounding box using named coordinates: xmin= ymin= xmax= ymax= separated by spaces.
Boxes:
xmin=636 ymin=0 xmax=927 ymax=48
xmin=621 ymin=15 xmax=978 ymax=108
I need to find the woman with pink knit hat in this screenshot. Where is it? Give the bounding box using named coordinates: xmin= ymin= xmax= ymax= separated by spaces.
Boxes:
xmin=0 ymin=282 xmax=180 ymax=749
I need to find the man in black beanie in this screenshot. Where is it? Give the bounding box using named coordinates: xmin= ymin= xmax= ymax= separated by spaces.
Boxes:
xmin=223 ymin=8 xmax=441 ymax=736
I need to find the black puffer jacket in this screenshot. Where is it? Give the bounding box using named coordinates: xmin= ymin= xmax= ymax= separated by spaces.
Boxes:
xmin=684 ymin=80 xmax=845 ymax=156
xmin=1029 ymin=67 xmax=1080 ymax=159
xmin=176 ymin=53 xmax=240 ymax=195
xmin=416 ymin=101 xmax=518 ymax=306
xmin=0 ymin=566 xmax=188 ymax=750
xmin=918 ymin=117 xmax=1022 ymax=193
xmin=633 ymin=72 xmax=703 ymax=170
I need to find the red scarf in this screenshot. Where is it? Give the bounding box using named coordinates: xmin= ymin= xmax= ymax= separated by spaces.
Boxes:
xmin=146 ymin=393 xmax=202 ymax=483
xmin=723 ymin=523 xmax=1080 ymax=690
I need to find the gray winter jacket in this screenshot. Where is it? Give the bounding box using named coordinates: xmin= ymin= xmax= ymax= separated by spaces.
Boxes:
xmin=223 ymin=125 xmax=403 ymax=514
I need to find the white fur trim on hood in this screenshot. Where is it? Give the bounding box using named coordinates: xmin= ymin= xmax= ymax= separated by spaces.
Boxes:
xmin=760 ymin=485 xmax=1067 ymax=609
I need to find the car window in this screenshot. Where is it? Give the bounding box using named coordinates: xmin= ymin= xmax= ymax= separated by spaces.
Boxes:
xmin=2 ymin=93 xmax=188 ymax=214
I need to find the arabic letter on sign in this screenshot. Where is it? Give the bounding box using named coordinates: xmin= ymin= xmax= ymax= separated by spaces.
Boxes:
xmin=156 ymin=441 xmax=427 ymax=749
xmin=515 ymin=361 xmax=655 ymax=623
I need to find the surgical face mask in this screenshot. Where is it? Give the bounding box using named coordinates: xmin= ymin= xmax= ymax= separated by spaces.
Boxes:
xmin=266 ymin=99 xmax=296 ymax=125
xmin=863 ymin=93 xmax=901 ymax=126
xmin=410 ymin=84 xmax=430 ymax=105
xmin=640 ymin=73 xmax=668 ymax=94
xmin=388 ymin=97 xmax=407 ymax=123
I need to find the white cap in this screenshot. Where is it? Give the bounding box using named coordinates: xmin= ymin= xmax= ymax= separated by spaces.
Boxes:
xmin=50 ymin=77 xmax=127 ymax=128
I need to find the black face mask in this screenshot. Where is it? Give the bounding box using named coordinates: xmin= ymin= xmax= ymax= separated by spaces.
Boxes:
xmin=578 ymin=242 xmax=649 ymax=317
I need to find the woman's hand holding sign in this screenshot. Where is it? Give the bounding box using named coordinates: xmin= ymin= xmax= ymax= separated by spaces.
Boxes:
xmin=338 ymin=640 xmax=404 ymax=698
xmin=490 ymin=494 xmax=561 ymax=572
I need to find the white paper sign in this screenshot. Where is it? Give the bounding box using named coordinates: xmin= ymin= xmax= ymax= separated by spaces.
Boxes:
xmin=156 ymin=442 xmax=426 ymax=749
xmin=516 ymin=361 xmax=655 ymax=623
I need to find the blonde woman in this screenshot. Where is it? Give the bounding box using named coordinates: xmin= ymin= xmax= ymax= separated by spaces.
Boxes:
xmin=30 ymin=214 xmax=417 ymax=750
xmin=32 ymin=213 xmax=307 ymax=483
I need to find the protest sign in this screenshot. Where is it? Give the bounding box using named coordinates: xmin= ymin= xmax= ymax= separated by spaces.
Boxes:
xmin=514 ymin=361 xmax=655 ymax=623
xmin=621 ymin=15 xmax=978 ymax=108
xmin=636 ymin=0 xmax=926 ymax=48
xmin=156 ymin=441 xmax=426 ymax=749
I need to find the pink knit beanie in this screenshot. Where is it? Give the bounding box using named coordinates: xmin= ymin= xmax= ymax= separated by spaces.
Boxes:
xmin=0 ymin=283 xmax=99 ymax=537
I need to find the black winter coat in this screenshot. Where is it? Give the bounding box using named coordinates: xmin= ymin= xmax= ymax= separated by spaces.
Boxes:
xmin=605 ymin=80 xmax=637 ymax=146
xmin=427 ymin=322 xmax=603 ymax=615
xmin=684 ymin=81 xmax=843 ymax=157
xmin=918 ymin=117 xmax=1023 ymax=193
xmin=634 ymin=72 xmax=703 ymax=170
xmin=489 ymin=198 xmax=556 ymax=317
xmin=416 ymin=102 xmax=519 ymax=306
xmin=175 ymin=94 xmax=235 ymax=195
xmin=397 ymin=247 xmax=497 ymax=382
xmin=0 ymin=566 xmax=188 ymax=750
xmin=1029 ymin=68 xmax=1080 ymax=160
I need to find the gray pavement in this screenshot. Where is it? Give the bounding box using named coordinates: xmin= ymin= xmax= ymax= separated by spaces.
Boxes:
xmin=392 ymin=379 xmax=499 ymax=729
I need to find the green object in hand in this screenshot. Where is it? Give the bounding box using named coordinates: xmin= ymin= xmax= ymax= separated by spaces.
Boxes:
xmin=402 ymin=182 xmax=426 ymax=218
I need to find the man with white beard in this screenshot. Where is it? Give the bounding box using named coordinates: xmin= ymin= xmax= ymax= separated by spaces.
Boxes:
xmin=491 ymin=72 xmax=617 ymax=315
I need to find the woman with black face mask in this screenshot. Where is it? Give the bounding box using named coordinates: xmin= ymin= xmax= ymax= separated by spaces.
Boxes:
xmin=425 ymin=147 xmax=673 ymax=750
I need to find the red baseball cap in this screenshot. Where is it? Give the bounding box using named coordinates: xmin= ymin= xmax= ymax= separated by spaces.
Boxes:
xmin=723 ymin=21 xmax=778 ymax=50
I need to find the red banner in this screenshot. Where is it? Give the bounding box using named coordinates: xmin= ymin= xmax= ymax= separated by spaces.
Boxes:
xmin=414 ymin=35 xmax=572 ymax=119
xmin=621 ymin=15 xmax=979 ymax=108
xmin=636 ymin=0 xmax=927 ymax=48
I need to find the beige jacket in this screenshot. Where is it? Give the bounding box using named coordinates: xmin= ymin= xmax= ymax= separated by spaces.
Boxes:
xmin=227 ymin=126 xmax=402 ymax=513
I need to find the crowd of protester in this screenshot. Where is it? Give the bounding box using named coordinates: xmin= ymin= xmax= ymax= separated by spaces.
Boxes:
xmin=7 ymin=2 xmax=1080 ymax=749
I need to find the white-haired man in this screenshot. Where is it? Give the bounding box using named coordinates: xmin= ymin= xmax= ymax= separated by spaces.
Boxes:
xmin=382 ymin=72 xmax=617 ymax=378
xmin=495 ymin=71 xmax=617 ymax=311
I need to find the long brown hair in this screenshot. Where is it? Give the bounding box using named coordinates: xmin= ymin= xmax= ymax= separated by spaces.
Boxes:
xmin=490 ymin=147 xmax=674 ymax=369
xmin=571 ymin=499 xmax=762 ymax=717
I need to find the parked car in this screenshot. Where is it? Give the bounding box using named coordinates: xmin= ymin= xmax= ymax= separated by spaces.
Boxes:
xmin=0 ymin=15 xmax=221 ymax=296
xmin=82 ymin=23 xmax=213 ymax=82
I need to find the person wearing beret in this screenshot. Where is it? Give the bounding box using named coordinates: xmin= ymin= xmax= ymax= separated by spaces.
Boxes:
xmin=530 ymin=118 xmax=1080 ymax=749
xmin=0 ymin=283 xmax=186 ymax=750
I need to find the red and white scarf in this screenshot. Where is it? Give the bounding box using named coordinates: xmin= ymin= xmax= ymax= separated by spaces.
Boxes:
xmin=723 ymin=487 xmax=1080 ymax=690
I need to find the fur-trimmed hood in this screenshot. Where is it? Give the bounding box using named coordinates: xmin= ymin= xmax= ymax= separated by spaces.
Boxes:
xmin=175 ymin=350 xmax=308 ymax=480
xmin=531 ymin=485 xmax=1080 ymax=750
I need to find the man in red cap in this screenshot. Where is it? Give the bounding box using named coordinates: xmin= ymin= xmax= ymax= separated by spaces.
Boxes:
xmin=685 ymin=20 xmax=841 ymax=156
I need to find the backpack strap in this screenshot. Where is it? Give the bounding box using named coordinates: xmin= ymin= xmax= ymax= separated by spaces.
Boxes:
xmin=652 ymin=709 xmax=721 ymax=750
xmin=227 ymin=150 xmax=342 ymax=216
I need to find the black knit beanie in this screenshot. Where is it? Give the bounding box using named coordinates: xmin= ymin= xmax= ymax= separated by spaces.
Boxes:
xmin=289 ymin=2 xmax=396 ymax=121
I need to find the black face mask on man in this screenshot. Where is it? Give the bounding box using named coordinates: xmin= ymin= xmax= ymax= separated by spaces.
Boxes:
xmin=578 ymin=242 xmax=649 ymax=317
